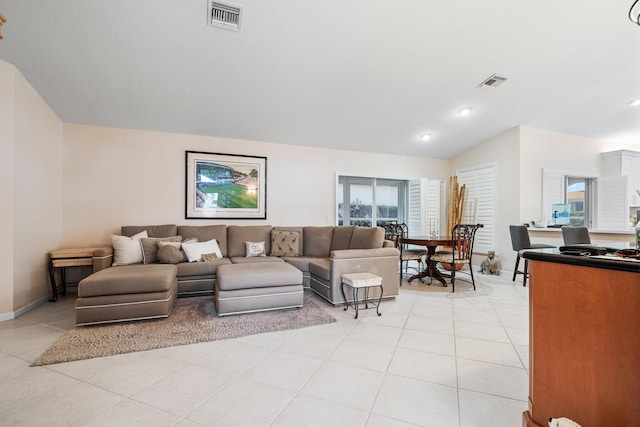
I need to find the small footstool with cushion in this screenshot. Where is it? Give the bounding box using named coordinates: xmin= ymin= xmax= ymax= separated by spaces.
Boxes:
xmin=341 ymin=272 xmax=383 ymax=319
xmin=76 ymin=264 xmax=177 ymax=326
xmin=215 ymin=262 xmax=304 ymax=316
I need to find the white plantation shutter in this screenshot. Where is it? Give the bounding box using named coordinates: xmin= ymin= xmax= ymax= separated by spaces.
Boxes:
xmin=542 ymin=169 xmax=565 ymax=222
xmin=408 ymin=179 xmax=442 ymax=236
xmin=457 ymin=165 xmax=496 ymax=253
xmin=426 ymin=179 xmax=442 ymax=235
xmin=408 ymin=179 xmax=426 ymax=236
xmin=597 ymin=176 xmax=628 ymax=230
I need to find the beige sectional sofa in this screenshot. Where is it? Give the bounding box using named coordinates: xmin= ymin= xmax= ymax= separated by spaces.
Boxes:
xmin=77 ymin=224 xmax=400 ymax=325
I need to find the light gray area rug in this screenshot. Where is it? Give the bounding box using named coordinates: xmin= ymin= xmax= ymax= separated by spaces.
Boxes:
xmin=32 ymin=296 xmax=336 ymax=366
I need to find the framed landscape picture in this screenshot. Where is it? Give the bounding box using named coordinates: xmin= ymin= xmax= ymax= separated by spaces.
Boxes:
xmin=185 ymin=151 xmax=267 ymax=219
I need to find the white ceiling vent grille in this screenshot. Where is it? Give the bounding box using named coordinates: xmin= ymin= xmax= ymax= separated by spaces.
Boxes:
xmin=477 ymin=74 xmax=507 ymax=89
xmin=208 ymin=1 xmax=242 ymax=31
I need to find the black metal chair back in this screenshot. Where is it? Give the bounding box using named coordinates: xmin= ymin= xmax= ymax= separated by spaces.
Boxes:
xmin=432 ymin=223 xmax=483 ymax=292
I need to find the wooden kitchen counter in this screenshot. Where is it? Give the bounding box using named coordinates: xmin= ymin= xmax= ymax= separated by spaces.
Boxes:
xmin=522 ymin=250 xmax=639 ymax=427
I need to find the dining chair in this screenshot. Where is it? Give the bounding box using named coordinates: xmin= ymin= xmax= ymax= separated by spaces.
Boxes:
xmin=386 ymin=223 xmax=428 ymax=283
xmin=430 ymin=223 xmax=483 ymax=292
xmin=509 ymin=225 xmax=556 ymax=286
xmin=561 ymin=226 xmax=591 ymax=245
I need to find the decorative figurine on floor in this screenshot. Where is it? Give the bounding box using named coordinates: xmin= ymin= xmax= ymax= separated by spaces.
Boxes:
xmin=479 ymin=251 xmax=500 ymax=275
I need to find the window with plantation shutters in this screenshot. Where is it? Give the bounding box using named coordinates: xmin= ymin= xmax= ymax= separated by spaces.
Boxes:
xmin=337 ymin=176 xmax=407 ymax=226
xmin=408 ymin=179 xmax=443 ymax=236
xmin=542 ymin=169 xmax=565 ymax=223
xmin=456 ymin=165 xmax=496 ymax=254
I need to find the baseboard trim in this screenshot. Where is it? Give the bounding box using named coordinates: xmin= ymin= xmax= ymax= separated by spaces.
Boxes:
xmin=0 ymin=295 xmax=49 ymax=323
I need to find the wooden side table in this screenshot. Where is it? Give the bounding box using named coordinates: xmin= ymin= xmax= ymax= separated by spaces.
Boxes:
xmin=48 ymin=247 xmax=109 ymax=302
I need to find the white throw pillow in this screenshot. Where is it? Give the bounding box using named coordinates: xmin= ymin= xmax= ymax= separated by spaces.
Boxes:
xmin=111 ymin=230 xmax=148 ymax=266
xmin=182 ymin=239 xmax=223 ymax=262
xmin=245 ymin=241 xmax=266 ymax=257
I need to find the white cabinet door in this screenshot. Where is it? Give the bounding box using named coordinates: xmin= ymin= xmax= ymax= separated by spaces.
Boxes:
xmin=597 ymin=176 xmax=628 ymax=230
xmin=622 ymin=156 xmax=640 ymax=206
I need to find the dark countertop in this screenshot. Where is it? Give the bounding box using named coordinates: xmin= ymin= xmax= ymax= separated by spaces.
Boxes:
xmin=523 ymin=248 xmax=640 ymax=273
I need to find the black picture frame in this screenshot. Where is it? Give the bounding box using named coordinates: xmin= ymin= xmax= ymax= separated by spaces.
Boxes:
xmin=185 ymin=151 xmax=267 ymax=219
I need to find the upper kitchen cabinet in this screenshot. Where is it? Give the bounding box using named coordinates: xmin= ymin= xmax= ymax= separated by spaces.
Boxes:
xmin=601 ymin=150 xmax=640 ymax=207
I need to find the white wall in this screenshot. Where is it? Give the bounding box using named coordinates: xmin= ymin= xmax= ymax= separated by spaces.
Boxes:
xmin=12 ymin=66 xmax=64 ymax=310
xmin=0 ymin=59 xmax=63 ymax=316
xmin=450 ymin=125 xmax=637 ymax=275
xmin=0 ymin=60 xmax=16 ymax=316
xmin=451 ymin=127 xmax=521 ymax=270
xmin=62 ymin=124 xmax=451 ymax=247
xmin=519 ymin=126 xmax=632 ymax=223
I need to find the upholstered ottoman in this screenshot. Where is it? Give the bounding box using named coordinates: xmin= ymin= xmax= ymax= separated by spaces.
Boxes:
xmin=215 ymin=262 xmax=304 ymax=316
xmin=75 ymin=264 xmax=177 ymax=326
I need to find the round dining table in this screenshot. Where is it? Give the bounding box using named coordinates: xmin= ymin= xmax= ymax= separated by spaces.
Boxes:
xmin=400 ymin=236 xmax=452 ymax=286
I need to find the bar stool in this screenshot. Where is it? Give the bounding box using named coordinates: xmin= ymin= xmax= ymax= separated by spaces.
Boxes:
xmin=561 ymin=226 xmax=591 ymax=245
xmin=509 ymin=225 xmax=555 ymax=286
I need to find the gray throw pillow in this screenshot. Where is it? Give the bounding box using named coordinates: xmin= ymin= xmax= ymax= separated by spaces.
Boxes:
xmin=157 ymin=245 xmax=185 ymax=264
xmin=140 ymin=236 xmax=183 ymax=264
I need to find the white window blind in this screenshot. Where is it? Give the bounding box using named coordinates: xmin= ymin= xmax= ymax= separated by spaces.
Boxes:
xmin=597 ymin=176 xmax=628 ymax=230
xmin=457 ymin=165 xmax=496 ymax=253
xmin=542 ymin=169 xmax=565 ymax=222
xmin=408 ymin=179 xmax=442 ymax=236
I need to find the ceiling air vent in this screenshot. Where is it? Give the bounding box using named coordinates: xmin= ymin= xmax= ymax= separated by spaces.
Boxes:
xmin=477 ymin=74 xmax=507 ymax=89
xmin=208 ymin=1 xmax=242 ymax=31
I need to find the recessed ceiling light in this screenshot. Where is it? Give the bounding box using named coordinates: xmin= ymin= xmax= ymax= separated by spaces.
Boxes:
xmin=458 ymin=107 xmax=472 ymax=116
xmin=629 ymin=99 xmax=640 ymax=107
xmin=420 ymin=133 xmax=432 ymax=141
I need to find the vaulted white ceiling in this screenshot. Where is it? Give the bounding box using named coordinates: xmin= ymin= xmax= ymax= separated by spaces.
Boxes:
xmin=1 ymin=0 xmax=639 ymax=159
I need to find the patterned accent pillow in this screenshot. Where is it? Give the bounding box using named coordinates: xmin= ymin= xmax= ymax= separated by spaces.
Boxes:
xmin=245 ymin=241 xmax=266 ymax=257
xmin=202 ymin=252 xmax=219 ymax=262
xmin=270 ymin=231 xmax=300 ymax=257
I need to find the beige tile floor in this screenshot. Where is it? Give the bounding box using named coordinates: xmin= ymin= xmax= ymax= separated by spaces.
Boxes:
xmin=0 ymin=272 xmax=529 ymax=426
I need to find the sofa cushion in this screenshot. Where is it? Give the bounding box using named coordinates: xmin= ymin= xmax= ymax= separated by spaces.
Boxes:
xmin=331 ymin=226 xmax=355 ymax=251
xmin=230 ymin=256 xmax=284 ymax=264
xmin=273 ymin=227 xmax=304 ymax=256
xmin=176 ymin=258 xmax=230 ymax=277
xmin=182 ymin=239 xmax=224 ymax=262
xmin=121 ymin=224 xmax=177 ymax=238
xmin=111 ymin=230 xmax=148 ymax=266
xmin=78 ymin=264 xmax=177 ymax=297
xmin=350 ymin=226 xmax=385 ymax=249
xmin=177 ymin=225 xmax=228 ymax=257
xmin=270 ymin=230 xmax=300 ymax=257
xmin=141 ymin=236 xmax=183 ymax=264
xmin=303 ymin=226 xmax=334 ymax=257
xmin=282 ymin=256 xmax=328 ymax=273
xmin=227 ymin=225 xmax=273 ymax=257
xmin=217 ymin=262 xmax=302 ymax=291
xmin=309 ymin=259 xmax=331 ymax=281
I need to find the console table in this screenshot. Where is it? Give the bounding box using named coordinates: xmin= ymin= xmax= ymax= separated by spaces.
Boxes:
xmin=48 ymin=247 xmax=110 ymax=302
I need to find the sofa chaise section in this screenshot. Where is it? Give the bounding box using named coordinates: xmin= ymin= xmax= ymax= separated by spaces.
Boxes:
xmin=76 ymin=264 xmax=177 ymax=326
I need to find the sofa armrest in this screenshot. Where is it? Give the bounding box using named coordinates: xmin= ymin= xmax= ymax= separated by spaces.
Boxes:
xmin=317 ymin=247 xmax=400 ymax=304
xmin=92 ymin=247 xmax=113 ymax=272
